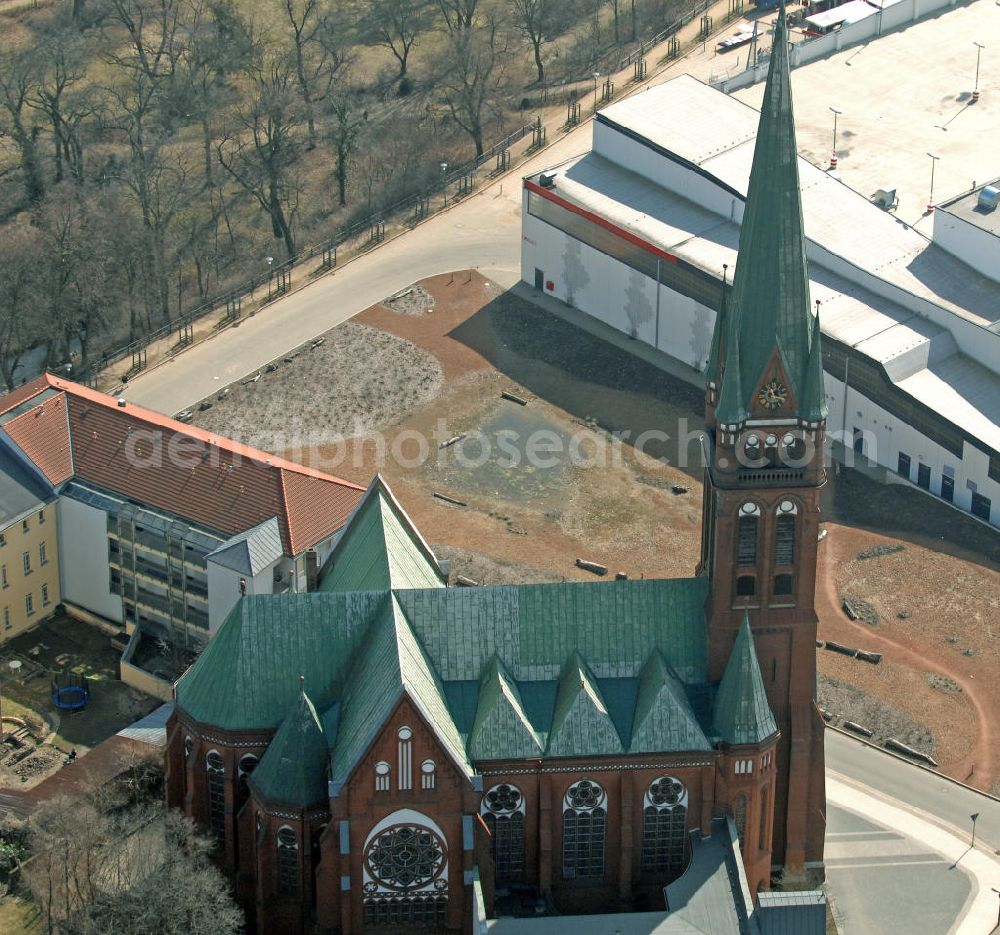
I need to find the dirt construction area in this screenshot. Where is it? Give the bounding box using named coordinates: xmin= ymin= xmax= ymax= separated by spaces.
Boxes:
xmin=192 ymin=271 xmax=1000 ymax=794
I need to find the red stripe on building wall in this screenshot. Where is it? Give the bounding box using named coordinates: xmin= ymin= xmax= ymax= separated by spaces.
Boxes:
xmin=524 ymin=179 xmax=679 ymax=265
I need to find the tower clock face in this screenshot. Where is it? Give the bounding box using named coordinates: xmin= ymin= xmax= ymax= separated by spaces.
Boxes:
xmin=758 ymin=379 xmax=788 ymax=410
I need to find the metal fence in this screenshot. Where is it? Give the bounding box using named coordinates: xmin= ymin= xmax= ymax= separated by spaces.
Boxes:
xmin=86 ymin=119 xmax=538 ymax=385
xmin=87 ymin=0 xmax=727 ymax=386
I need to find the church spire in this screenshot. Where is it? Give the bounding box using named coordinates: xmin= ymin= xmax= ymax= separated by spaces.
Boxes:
xmin=714 ymin=3 xmax=825 ymax=424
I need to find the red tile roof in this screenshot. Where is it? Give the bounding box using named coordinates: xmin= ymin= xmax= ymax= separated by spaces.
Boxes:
xmin=3 ymin=392 xmax=73 ymax=485
xmin=0 ymin=375 xmax=365 ymax=555
xmin=0 ymin=375 xmax=51 ymax=417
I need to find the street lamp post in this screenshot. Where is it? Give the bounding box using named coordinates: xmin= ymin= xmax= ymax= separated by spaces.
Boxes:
xmin=829 ymin=107 xmax=842 ymax=170
xmin=972 ymin=42 xmax=985 ymax=102
xmin=991 ymin=888 xmax=1000 ymax=930
xmin=926 ymin=152 xmax=940 ymax=214
xmin=592 ymin=72 xmax=600 ymax=112
xmin=970 ymin=812 xmax=980 ymax=847
xmin=440 ymin=162 xmax=448 ymax=208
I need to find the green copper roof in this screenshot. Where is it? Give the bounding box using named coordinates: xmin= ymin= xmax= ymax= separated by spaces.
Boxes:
xmin=712 ymin=613 xmax=778 ymax=745
xmin=177 ymin=576 xmax=713 ymax=796
xmin=330 ymin=593 xmax=471 ymax=788
xmin=250 ymin=690 xmax=329 ymax=807
xmin=630 ymin=651 xmax=711 ymax=753
xmin=546 ymin=653 xmax=625 ymax=757
xmin=320 ymin=475 xmax=445 ymax=593
xmin=175 ymin=591 xmax=379 ymax=730
xmin=394 ymin=576 xmax=709 ymax=684
xmin=714 ymin=9 xmax=827 ymax=424
xmin=468 ymin=656 xmax=544 ymax=760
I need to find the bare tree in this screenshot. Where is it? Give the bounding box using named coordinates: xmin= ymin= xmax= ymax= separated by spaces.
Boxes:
xmin=510 ymin=0 xmax=559 ymax=85
xmin=217 ymin=56 xmax=303 ymax=258
xmin=29 ymin=21 xmax=93 ymax=186
xmin=361 ymin=0 xmax=433 ymax=77
xmin=437 ymin=0 xmax=479 ymax=32
xmin=0 ymin=48 xmax=46 ymax=204
xmin=26 ymin=798 xmax=242 ymax=935
xmin=438 ymin=17 xmax=508 ymax=156
xmin=328 ymin=91 xmax=363 ymax=206
xmin=283 ymin=0 xmax=349 ymax=148
xmin=0 ymin=222 xmax=44 ymax=390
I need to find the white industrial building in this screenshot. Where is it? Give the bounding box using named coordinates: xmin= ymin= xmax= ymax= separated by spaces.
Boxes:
xmin=520 ymin=75 xmax=1000 ymax=527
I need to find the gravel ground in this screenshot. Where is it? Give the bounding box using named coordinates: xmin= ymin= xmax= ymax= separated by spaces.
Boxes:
xmin=192 ymin=322 xmax=443 ymax=450
xmin=433 ymin=545 xmax=570 ymax=586
xmin=819 ymin=673 xmax=935 ymax=756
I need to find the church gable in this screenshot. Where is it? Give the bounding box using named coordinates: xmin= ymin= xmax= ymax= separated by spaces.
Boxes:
xmin=468 ymin=657 xmax=544 ymax=760
xmin=546 ymin=653 xmax=625 ymax=757
xmin=630 ymin=651 xmax=711 ymax=754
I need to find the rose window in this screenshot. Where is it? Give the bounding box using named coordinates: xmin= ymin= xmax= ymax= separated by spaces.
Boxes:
xmin=648 ymin=777 xmax=685 ymax=808
xmin=484 ymin=784 xmax=523 ymax=816
xmin=566 ymin=779 xmax=605 ymax=812
xmin=364 ymin=824 xmax=447 ymax=891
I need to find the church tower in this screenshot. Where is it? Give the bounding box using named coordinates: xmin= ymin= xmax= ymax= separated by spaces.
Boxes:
xmin=699 ymin=2 xmax=827 ymax=881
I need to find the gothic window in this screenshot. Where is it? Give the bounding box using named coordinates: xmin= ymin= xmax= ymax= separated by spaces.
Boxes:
xmin=184 ymin=736 xmax=193 ymax=760
xmin=563 ymin=779 xmax=607 ymax=879
xmin=734 ymin=794 xmax=747 ymax=847
xmin=375 ymin=760 xmax=391 ymax=792
xmin=743 ymin=434 xmax=762 ymax=465
xmin=774 ymin=502 xmax=797 ymax=565
xmin=277 ymin=826 xmax=300 ymax=896
xmin=759 ymin=787 xmax=770 ymax=851
xmin=206 ymin=751 xmax=225 ymax=841
xmin=237 ymin=754 xmax=258 ymax=808
xmin=641 ymin=777 xmax=688 ymax=879
xmin=737 ymin=504 xmax=760 ymax=566
xmin=420 ymin=759 xmax=436 ymax=790
xmin=773 ymin=573 xmax=794 ymax=596
xmin=782 ymin=432 xmax=806 ymax=465
xmin=481 ymin=783 xmax=526 ymax=882
xmin=363 ymin=813 xmax=449 ymax=925
xmin=398 ymin=727 xmax=413 ymax=791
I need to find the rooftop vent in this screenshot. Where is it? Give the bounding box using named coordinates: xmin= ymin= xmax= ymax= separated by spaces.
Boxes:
xmin=117 ymin=397 xmax=126 ymax=408
xmin=977 ymin=185 xmax=999 ymax=212
xmin=539 ymin=172 xmax=557 ymax=189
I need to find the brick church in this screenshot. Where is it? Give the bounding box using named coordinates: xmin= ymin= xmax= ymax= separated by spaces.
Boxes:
xmin=164 ymin=9 xmax=828 ymax=932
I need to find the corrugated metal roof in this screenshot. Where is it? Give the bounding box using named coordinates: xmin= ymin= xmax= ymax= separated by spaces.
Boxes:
xmin=712 ymin=614 xmax=778 ymax=746
xmin=757 ymin=890 xmax=826 ymax=935
xmin=206 ymin=517 xmax=283 ymax=576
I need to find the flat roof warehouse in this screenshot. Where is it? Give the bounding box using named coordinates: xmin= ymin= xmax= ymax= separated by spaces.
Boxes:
xmin=522 ymin=74 xmax=1000 ymax=473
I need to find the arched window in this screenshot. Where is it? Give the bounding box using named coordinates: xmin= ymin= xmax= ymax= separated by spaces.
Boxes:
xmin=563 ymin=779 xmax=607 ymax=879
xmin=734 ymin=794 xmax=747 ymax=847
xmin=277 ymin=826 xmax=299 ymax=896
xmin=782 ymin=432 xmax=806 ymax=465
xmin=736 ymin=575 xmax=756 ymax=597
xmin=773 ymin=573 xmax=794 ymax=596
xmin=363 ymin=810 xmax=449 ymax=926
xmin=420 ymin=759 xmax=436 ymax=790
xmin=737 ymin=503 xmax=760 ymax=566
xmin=481 ymin=784 xmax=526 ymax=882
xmin=398 ymin=726 xmax=413 ymax=791
xmin=183 ymin=736 xmax=193 ymax=760
xmin=375 ymin=760 xmax=391 ymax=792
xmin=237 ymin=754 xmax=258 ymax=808
xmin=774 ymin=502 xmax=797 ymax=565
xmin=205 ymin=751 xmax=225 ymax=841
xmin=641 ymin=777 xmax=688 ymax=879
xmin=759 ymin=787 xmax=770 ymax=851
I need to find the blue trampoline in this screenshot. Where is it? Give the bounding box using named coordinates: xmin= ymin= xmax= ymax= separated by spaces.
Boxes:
xmin=51 ymin=674 xmax=90 ymax=711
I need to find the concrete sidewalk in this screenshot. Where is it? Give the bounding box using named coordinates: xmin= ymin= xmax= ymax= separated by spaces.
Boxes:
xmin=827 ymin=772 xmax=1000 ymax=935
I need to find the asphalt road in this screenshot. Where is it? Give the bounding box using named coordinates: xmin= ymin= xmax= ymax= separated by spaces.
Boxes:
xmin=826 ymin=729 xmax=1000 ymax=853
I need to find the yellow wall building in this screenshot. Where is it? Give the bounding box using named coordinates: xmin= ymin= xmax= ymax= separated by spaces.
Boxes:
xmin=0 ymin=451 xmax=60 ymax=643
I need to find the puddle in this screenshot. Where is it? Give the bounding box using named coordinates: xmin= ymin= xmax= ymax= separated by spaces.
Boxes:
xmin=433 ymin=403 xmax=576 ymax=506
